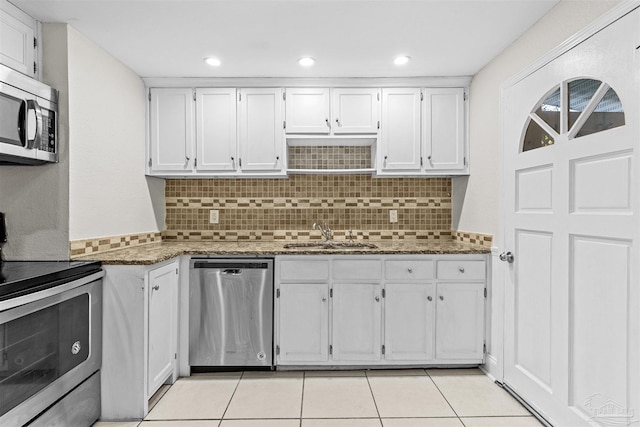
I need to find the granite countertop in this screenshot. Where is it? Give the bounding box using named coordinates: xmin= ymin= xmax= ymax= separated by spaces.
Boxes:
xmin=72 ymin=240 xmax=491 ymax=265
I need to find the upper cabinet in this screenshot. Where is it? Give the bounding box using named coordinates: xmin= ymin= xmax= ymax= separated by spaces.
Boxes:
xmin=378 ymin=87 xmax=467 ymax=176
xmin=0 ymin=1 xmax=38 ymax=78
xmin=147 ymin=84 xmax=467 ymax=177
xmin=148 ymin=87 xmax=286 ymax=177
xmin=285 ymin=88 xmax=380 ymax=136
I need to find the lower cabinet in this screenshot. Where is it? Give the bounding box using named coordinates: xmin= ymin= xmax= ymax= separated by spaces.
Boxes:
xmin=275 ymin=254 xmax=486 ymax=367
xmin=101 ymin=259 xmax=179 ymax=420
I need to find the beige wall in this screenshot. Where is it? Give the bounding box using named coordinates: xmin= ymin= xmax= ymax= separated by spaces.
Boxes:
xmin=453 ymin=0 xmax=621 ymax=239
xmin=66 ymin=25 xmax=164 ymax=241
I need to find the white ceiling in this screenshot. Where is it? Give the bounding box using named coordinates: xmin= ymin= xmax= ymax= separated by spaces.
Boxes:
xmin=10 ymin=0 xmax=560 ymax=79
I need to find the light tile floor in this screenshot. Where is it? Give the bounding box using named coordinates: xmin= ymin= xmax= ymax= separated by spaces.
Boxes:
xmin=94 ymin=368 xmax=543 ymax=427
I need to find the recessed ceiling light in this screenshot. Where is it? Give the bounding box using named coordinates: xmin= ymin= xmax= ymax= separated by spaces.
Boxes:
xmin=298 ymin=57 xmax=315 ymax=67
xmin=204 ymin=57 xmax=221 ymax=67
xmin=394 ymin=56 xmax=411 ymax=66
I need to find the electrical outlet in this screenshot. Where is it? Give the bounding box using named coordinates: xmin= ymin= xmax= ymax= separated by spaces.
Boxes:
xmin=389 ymin=210 xmax=398 ymax=223
xmin=209 ymin=210 xmax=219 ymax=224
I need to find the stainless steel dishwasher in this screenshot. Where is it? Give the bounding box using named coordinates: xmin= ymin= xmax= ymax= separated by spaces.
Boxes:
xmin=189 ymin=258 xmax=273 ymax=367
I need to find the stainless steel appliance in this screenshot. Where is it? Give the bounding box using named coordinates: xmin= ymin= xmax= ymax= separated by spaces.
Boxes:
xmin=0 ymin=261 xmax=103 ymax=427
xmin=0 ymin=64 xmax=58 ymax=165
xmin=189 ymin=258 xmax=273 ymax=367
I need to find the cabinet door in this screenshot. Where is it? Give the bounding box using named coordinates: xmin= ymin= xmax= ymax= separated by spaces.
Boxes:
xmin=380 ymin=88 xmax=422 ymax=172
xmin=435 ymin=282 xmax=484 ymax=361
xmin=422 ymin=88 xmax=466 ymax=173
xmin=0 ymin=2 xmax=36 ymax=78
xmin=195 ymin=88 xmax=237 ymax=172
xmin=149 ymin=88 xmax=195 ymax=173
xmin=278 ymin=282 xmax=330 ymax=363
xmin=147 ymin=262 xmax=178 ymax=397
xmin=332 ymin=282 xmax=382 ymax=361
xmin=238 ymin=88 xmax=285 ymax=172
xmin=285 ymin=88 xmax=330 ymax=134
xmin=385 ymin=282 xmax=435 ymax=361
xmin=331 ymin=88 xmax=380 ymax=134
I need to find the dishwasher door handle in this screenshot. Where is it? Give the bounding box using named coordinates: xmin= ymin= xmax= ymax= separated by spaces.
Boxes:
xmin=221 ymin=269 xmax=242 ymax=275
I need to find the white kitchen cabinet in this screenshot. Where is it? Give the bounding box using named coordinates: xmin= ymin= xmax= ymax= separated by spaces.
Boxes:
xmin=277 ymin=282 xmax=330 ymax=363
xmin=0 ymin=1 xmax=37 ymax=78
xmin=423 ymin=88 xmax=466 ymax=173
xmin=275 ymin=254 xmax=485 ymax=367
xmin=332 ymin=282 xmax=382 ymax=361
xmin=238 ymin=87 xmax=286 ymax=173
xmin=149 ymin=88 xmax=195 ymax=173
xmin=435 ymin=282 xmax=485 ymax=360
xmin=384 ymin=282 xmax=435 ymax=361
xmin=379 ymin=88 xmax=422 ymax=172
xmin=147 ymin=262 xmax=178 ymax=398
xmin=331 ymin=88 xmax=380 ymax=134
xmin=285 ymin=87 xmax=331 ymax=134
xmin=101 ymin=259 xmax=179 ymax=420
xmin=195 ymin=88 xmax=237 ymax=172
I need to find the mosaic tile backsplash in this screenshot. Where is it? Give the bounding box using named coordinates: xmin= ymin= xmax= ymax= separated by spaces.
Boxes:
xmin=288 ymin=146 xmax=372 ymax=170
xmin=164 ymin=175 xmax=453 ymax=241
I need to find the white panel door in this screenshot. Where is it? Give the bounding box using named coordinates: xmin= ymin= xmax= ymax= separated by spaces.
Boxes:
xmin=278 ymin=282 xmax=330 ymax=363
xmin=238 ymin=88 xmax=285 ymax=172
xmin=379 ymin=88 xmax=422 ymax=172
xmin=332 ymin=282 xmax=382 ymax=361
xmin=195 ymin=88 xmax=237 ymax=172
xmin=384 ymin=282 xmax=435 ymax=361
xmin=149 ymin=88 xmax=194 ymax=173
xmin=331 ymin=88 xmax=380 ymax=134
xmin=285 ymin=88 xmax=330 ymax=134
xmin=147 ymin=262 xmax=177 ymax=398
xmin=435 ymin=282 xmax=484 ymax=361
xmin=423 ymin=88 xmax=466 ymax=172
xmin=502 ymin=8 xmax=639 ymax=426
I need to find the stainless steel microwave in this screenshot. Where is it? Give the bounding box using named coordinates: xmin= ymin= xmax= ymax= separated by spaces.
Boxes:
xmin=0 ymin=64 xmax=58 ymax=165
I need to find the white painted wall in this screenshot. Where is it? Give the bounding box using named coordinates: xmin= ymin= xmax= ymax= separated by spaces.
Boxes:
xmin=452 ymin=0 xmax=621 ymax=238
xmin=65 ymin=25 xmax=164 ymax=240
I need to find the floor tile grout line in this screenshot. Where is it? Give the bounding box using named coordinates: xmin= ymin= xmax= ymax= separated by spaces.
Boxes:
xmin=425 ymin=369 xmax=462 ymax=420
xmin=364 ymin=370 xmax=384 ymax=426
xmin=219 ymin=371 xmax=245 ymax=421
xmin=300 ymin=371 xmax=306 ymax=426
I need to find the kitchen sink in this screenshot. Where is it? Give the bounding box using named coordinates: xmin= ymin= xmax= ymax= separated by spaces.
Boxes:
xmin=283 ymin=241 xmax=378 ymax=250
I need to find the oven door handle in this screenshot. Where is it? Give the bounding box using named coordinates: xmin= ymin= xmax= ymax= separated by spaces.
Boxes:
xmin=25 ymin=99 xmax=43 ymax=150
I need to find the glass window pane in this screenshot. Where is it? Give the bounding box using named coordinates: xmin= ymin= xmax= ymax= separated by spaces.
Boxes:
xmin=522 ymin=119 xmax=555 ymax=152
xmin=576 ymin=88 xmax=625 ymax=137
xmin=568 ymin=79 xmax=602 ymax=131
xmin=535 ymin=87 xmax=561 ymax=134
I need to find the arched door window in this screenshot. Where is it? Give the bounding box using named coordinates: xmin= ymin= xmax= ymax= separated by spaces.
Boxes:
xmin=521 ymin=78 xmax=625 ymax=152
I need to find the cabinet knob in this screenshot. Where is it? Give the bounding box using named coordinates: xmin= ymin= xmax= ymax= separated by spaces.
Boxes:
xmin=322 ymin=297 xmax=327 ymax=302
xmin=427 ymin=155 xmax=432 ymax=161
xmin=375 ymin=296 xmax=380 ymax=302
xmin=427 ymin=296 xmax=432 ymax=301
xmin=439 ymin=295 xmax=444 ymax=301
xmin=185 ymin=156 xmax=190 ymax=162
xmin=459 ymin=266 xmax=465 ymax=273
xmin=407 ymin=268 xmax=413 ymax=273
xmin=336 ymin=118 xmax=341 ymax=127
xmin=152 ymin=285 xmax=160 ymax=291
xmin=325 ymin=118 xmax=330 ymax=128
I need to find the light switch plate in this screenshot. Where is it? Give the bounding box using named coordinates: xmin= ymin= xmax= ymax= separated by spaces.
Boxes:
xmin=389 ymin=210 xmax=398 ymax=223
xmin=209 ymin=210 xmax=219 ymax=224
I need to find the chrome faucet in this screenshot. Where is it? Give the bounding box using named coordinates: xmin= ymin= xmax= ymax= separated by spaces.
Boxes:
xmin=313 ymin=222 xmax=333 ymax=242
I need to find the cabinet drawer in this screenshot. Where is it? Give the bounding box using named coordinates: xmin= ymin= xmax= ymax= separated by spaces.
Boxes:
xmin=280 ymin=259 xmax=329 ymax=281
xmin=385 ymin=260 xmax=433 ymax=280
xmin=437 ymin=260 xmax=485 ymax=280
xmin=333 ymin=259 xmax=382 ymax=281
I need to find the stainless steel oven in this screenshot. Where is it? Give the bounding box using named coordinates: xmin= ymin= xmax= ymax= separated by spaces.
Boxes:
xmin=0 ymin=63 xmax=58 ymax=165
xmin=0 ymin=267 xmax=102 ymax=427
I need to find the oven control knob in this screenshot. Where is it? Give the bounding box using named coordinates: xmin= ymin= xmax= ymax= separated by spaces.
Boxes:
xmin=71 ymin=341 xmax=81 ymax=355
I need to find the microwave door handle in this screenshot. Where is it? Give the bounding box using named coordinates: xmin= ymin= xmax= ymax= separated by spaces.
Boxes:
xmin=17 ymin=99 xmax=27 ymax=147
xmin=25 ymin=99 xmax=43 ymax=149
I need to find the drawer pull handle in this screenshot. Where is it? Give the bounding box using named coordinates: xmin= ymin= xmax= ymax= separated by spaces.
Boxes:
xmin=459 ymin=266 xmax=465 ymax=273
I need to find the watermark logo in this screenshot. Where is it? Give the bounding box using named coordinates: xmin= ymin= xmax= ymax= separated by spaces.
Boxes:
xmin=584 ymin=394 xmax=637 ymax=426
